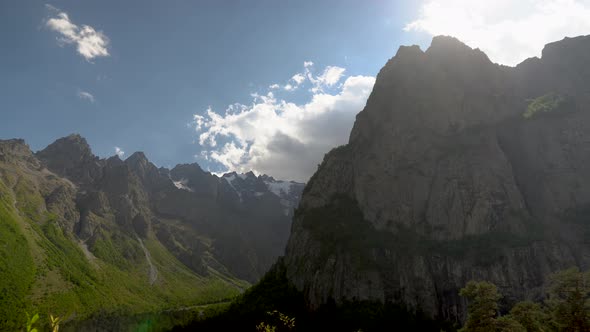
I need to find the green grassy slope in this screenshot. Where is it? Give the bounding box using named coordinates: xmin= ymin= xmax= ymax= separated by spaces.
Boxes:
xmin=0 ymin=165 xmax=248 ymax=330
xmin=0 ymin=181 xmax=36 ymax=330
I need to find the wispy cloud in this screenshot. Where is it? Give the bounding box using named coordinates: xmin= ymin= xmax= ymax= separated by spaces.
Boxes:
xmin=193 ymin=62 xmax=375 ymax=182
xmin=309 ymin=66 xmax=346 ymax=93
xmin=77 ymin=90 xmax=95 ymax=103
xmin=114 ymin=146 xmax=125 ymax=158
xmin=45 ymin=4 xmax=110 ymax=61
xmin=405 ymin=0 xmax=590 ymax=66
xmin=271 ymin=62 xmax=346 ymax=93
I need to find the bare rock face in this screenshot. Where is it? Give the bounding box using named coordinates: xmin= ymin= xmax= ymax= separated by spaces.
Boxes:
xmin=283 ymin=35 xmax=590 ymax=322
xmin=36 ymin=134 xmax=104 ymax=186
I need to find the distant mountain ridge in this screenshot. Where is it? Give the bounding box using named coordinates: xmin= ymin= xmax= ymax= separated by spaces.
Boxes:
xmin=36 ymin=133 xmax=303 ymax=281
xmin=0 ymin=134 xmax=303 ymax=328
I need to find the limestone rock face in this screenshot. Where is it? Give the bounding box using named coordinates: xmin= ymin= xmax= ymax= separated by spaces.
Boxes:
xmin=283 ymin=35 xmax=590 ymax=321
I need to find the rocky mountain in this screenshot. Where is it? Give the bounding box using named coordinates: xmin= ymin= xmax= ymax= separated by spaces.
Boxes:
xmin=281 ymin=35 xmax=590 ymax=322
xmin=0 ymin=134 xmax=302 ymax=329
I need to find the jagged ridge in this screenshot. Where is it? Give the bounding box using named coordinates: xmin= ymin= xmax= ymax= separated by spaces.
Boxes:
xmin=0 ymin=135 xmax=303 ymax=328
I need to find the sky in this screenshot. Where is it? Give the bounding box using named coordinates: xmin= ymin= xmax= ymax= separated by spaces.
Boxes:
xmin=1 ymin=0 xmax=589 ymax=182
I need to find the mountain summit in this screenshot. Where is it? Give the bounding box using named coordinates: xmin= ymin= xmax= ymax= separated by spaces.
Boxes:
xmin=282 ymin=35 xmax=590 ymax=321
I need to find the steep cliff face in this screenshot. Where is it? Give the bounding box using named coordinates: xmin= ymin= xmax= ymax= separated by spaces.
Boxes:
xmin=283 ymin=35 xmax=590 ymax=321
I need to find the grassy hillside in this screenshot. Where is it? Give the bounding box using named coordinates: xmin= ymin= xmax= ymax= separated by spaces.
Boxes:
xmin=0 ymin=163 xmax=248 ymax=330
xmin=0 ymin=181 xmax=36 ymax=330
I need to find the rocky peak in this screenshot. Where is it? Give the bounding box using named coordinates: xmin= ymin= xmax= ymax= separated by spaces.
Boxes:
xmin=125 ymin=152 xmax=155 ymax=177
xmin=222 ymin=171 xmax=238 ymax=178
xmin=425 ymin=35 xmax=494 ymax=74
xmin=259 ymin=174 xmax=275 ymax=182
xmin=541 ymin=35 xmax=590 ymax=65
xmin=106 ymin=155 xmax=124 ymax=166
xmin=514 ymin=35 xmax=590 ymax=99
xmin=36 ymin=134 xmax=102 ymax=185
xmin=170 ymin=163 xmax=217 ymax=196
xmin=122 ymin=151 xmax=172 ymax=194
xmin=40 ymin=134 xmax=93 ymax=158
xmin=219 ymin=171 xmax=304 ymax=213
xmin=0 ymin=139 xmax=32 ymax=158
xmin=0 ymin=138 xmax=39 ymax=167
xmin=350 ymin=35 xmax=513 ymax=144
xmin=221 ymin=171 xmax=267 ymax=195
xmin=125 ymin=151 xmax=148 ymax=164
xmin=158 ymin=167 xmax=170 ymax=177
xmin=426 ymin=35 xmax=478 ymax=56
xmin=171 ymin=163 xmax=206 ymax=177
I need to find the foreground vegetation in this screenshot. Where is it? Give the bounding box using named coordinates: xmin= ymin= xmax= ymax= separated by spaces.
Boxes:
xmin=172 ymin=265 xmax=590 ymax=332
xmin=172 ymin=262 xmax=454 ymax=331
xmin=460 ymin=267 xmax=590 ymax=332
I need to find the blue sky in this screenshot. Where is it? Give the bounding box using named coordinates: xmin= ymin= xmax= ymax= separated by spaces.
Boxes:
xmin=2 ymin=0 xmax=589 ymax=181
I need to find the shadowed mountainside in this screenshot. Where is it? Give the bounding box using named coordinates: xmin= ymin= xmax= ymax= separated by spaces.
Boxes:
xmin=281 ymin=35 xmax=590 ymax=322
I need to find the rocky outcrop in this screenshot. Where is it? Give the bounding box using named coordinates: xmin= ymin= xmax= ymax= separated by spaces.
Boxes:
xmin=36 ymin=134 xmax=104 ymax=185
xmin=283 ymin=35 xmax=590 ymax=322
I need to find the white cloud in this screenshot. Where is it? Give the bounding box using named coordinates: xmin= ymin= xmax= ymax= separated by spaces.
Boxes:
xmin=45 ymin=5 xmax=110 ymax=61
xmin=281 ymin=72 xmax=307 ymax=91
xmin=305 ymin=65 xmax=346 ymax=94
xmin=192 ymin=62 xmax=375 ymax=182
xmin=77 ymin=90 xmax=95 ymax=103
xmin=317 ymin=66 xmax=346 ymax=87
xmin=405 ymin=0 xmax=590 ymax=66
xmin=275 ymin=61 xmax=346 ymax=93
xmin=114 ymin=146 xmax=125 ymax=158
xmin=291 ymin=73 xmax=306 ymax=85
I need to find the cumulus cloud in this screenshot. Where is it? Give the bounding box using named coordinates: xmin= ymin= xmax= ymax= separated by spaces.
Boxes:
xmin=114 ymin=146 xmax=125 ymax=158
xmin=45 ymin=5 xmax=110 ymax=61
xmin=405 ymin=0 xmax=590 ymax=66
xmin=193 ymin=62 xmax=375 ymax=182
xmin=77 ymin=90 xmax=95 ymax=103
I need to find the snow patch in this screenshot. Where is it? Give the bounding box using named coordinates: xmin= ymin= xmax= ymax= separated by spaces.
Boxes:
xmin=224 ymin=175 xmax=242 ymax=201
xmin=173 ymin=178 xmax=193 ymax=192
xmin=265 ymin=180 xmax=293 ymax=197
